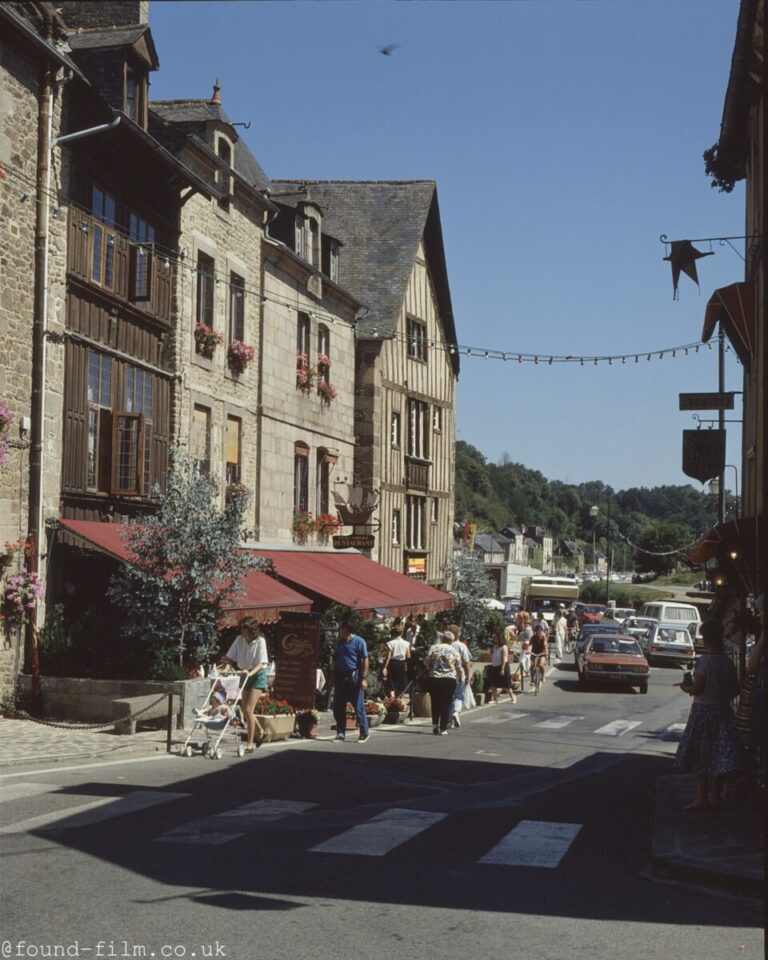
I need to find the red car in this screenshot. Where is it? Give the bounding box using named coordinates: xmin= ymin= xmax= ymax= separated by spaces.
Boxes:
xmin=576 ymin=633 xmax=650 ymax=694
xmin=580 ymin=604 xmax=608 ymax=625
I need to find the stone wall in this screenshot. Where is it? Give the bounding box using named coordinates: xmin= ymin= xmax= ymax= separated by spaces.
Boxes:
xmin=58 ymin=2 xmax=149 ymax=29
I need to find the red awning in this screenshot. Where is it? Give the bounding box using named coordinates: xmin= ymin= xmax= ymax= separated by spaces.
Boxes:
xmin=688 ymin=516 xmax=759 ymax=592
xmin=250 ymin=547 xmax=454 ymax=617
xmin=57 ymin=519 xmax=313 ymax=623
xmin=701 ymin=281 xmax=756 ymax=365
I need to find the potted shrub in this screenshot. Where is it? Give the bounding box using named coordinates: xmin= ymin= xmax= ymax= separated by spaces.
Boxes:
xmin=364 ymin=699 xmax=386 ymax=728
xmin=344 ymin=703 xmax=360 ymax=731
xmin=383 ymin=696 xmax=407 ymax=723
xmin=227 ymin=340 xmax=255 ymax=376
xmin=194 ymin=322 xmax=223 ymax=359
xmin=253 ymin=697 xmax=295 ymax=742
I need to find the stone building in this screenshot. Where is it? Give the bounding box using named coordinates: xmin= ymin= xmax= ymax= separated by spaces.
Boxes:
xmin=270 ymin=180 xmax=459 ymax=587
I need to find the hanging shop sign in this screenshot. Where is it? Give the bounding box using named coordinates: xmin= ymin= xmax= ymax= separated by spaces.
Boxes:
xmin=679 ymin=392 xmax=735 ymax=411
xmin=406 ymin=556 xmax=427 ymax=578
xmin=682 ymin=429 xmax=725 ymax=483
xmin=273 ymin=612 xmax=320 ymax=711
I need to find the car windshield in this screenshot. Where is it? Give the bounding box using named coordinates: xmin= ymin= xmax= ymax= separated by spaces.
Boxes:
xmin=588 ymin=638 xmax=642 ymax=656
xmin=580 ymin=623 xmax=622 ymax=636
xmin=656 ymin=628 xmax=690 ymax=644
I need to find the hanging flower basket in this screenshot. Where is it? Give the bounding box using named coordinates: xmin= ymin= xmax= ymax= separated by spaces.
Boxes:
xmin=194 ymin=323 xmax=223 ymax=359
xmin=296 ymin=352 xmax=316 ymax=393
xmin=2 ymin=568 xmax=43 ymax=630
xmin=227 ymin=340 xmax=255 ymax=375
xmin=317 ymin=380 xmax=337 ymax=405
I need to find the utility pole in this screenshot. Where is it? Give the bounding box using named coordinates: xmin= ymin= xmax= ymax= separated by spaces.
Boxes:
xmin=718 ymin=328 xmax=726 ymax=525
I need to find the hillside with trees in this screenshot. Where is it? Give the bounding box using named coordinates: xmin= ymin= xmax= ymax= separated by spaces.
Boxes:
xmin=455 ymin=442 xmax=724 ymax=573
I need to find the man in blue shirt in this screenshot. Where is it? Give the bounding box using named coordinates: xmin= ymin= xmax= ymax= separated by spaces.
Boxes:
xmin=333 ymin=618 xmax=370 ymax=743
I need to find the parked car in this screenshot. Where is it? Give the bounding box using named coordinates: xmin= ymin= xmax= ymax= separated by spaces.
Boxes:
xmin=580 ymin=604 xmax=608 ymax=625
xmin=604 ymin=607 xmax=635 ymax=622
xmin=573 ymin=621 xmax=625 ymax=661
xmin=640 ymin=622 xmax=695 ymax=666
xmin=621 ymin=616 xmax=658 ymax=640
xmin=576 ymin=634 xmax=650 ymax=693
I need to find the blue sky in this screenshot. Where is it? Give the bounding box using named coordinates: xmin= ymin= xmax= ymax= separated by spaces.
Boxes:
xmin=149 ymin=0 xmax=744 ymax=494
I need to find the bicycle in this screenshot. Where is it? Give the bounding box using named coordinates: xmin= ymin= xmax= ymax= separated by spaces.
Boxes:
xmin=564 ymin=631 xmax=577 ymax=656
xmin=530 ymin=654 xmax=546 ymax=696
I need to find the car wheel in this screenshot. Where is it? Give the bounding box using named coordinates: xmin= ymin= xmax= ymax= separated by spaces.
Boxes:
xmin=638 ymin=682 xmax=648 ymax=694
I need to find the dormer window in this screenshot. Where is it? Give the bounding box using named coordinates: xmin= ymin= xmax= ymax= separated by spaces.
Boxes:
xmin=294 ymin=214 xmax=305 ymax=260
xmin=329 ymin=241 xmax=339 ymax=282
xmin=125 ymin=66 xmax=147 ymax=127
xmin=308 ymin=218 xmax=319 ymax=267
xmin=216 ymin=137 xmax=233 ymax=212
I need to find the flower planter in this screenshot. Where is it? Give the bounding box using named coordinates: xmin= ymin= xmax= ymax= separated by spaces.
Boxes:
xmin=344 ymin=716 xmax=359 ymax=731
xmin=367 ymin=713 xmax=383 ymax=728
xmin=260 ymin=714 xmax=295 ymax=743
xmin=411 ymin=691 xmax=431 ymax=718
xmin=384 ymin=710 xmax=406 ymax=725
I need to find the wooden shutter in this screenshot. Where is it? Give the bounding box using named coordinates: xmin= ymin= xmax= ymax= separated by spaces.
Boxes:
xmin=62 ymin=341 xmax=89 ymax=492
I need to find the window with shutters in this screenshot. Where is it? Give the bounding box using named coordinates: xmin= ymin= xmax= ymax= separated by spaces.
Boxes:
xmin=225 ymin=415 xmax=242 ymax=484
xmin=123 ymin=365 xmax=154 ymax=494
xmin=315 ymin=449 xmax=335 ymax=516
xmin=191 ymin=405 xmax=211 ymax=476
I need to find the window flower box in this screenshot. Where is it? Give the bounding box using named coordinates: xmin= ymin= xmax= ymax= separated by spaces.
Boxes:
xmin=227 ymin=340 xmax=255 ymax=375
xmin=296 ymin=352 xmax=316 ymax=393
xmin=292 ymin=510 xmax=314 ymax=545
xmin=194 ymin=323 xmax=223 ymax=359
xmin=314 ymin=513 xmax=340 ymax=545
xmin=317 ymin=379 xmax=337 ymax=405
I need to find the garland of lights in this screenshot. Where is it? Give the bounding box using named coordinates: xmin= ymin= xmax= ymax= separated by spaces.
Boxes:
xmin=2 ymin=160 xmax=739 ymax=366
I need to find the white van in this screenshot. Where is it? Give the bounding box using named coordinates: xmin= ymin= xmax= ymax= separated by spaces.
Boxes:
xmin=637 ymin=601 xmax=701 ymax=625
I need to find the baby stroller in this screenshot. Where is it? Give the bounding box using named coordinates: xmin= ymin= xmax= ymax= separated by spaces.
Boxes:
xmin=181 ymin=674 xmax=247 ymax=759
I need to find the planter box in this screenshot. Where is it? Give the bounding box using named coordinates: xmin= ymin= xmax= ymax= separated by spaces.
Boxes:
xmin=344 ymin=716 xmax=359 ymax=731
xmin=384 ymin=710 xmax=407 ymax=725
xmin=260 ymin=714 xmax=295 ymax=743
xmin=367 ymin=713 xmax=383 ymax=728
xmin=411 ymin=691 xmax=431 ymax=717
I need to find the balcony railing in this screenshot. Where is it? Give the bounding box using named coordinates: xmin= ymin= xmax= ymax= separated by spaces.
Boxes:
xmin=67 ymin=210 xmax=173 ymax=324
xmin=404 ymin=456 xmax=430 ymax=492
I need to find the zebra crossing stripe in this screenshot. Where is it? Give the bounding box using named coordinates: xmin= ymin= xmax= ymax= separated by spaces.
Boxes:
xmin=593 ymin=720 xmax=642 ymax=736
xmin=479 ymin=820 xmax=582 ymax=868
xmin=0 ymin=790 xmax=188 ymax=834
xmin=310 ymin=808 xmax=447 ymax=856
xmin=156 ymin=799 xmax=317 ymax=845
xmin=534 ymin=715 xmax=584 ymax=730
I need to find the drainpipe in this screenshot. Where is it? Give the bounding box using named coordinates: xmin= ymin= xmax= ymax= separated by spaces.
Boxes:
xmin=253 ymin=207 xmax=281 ymax=539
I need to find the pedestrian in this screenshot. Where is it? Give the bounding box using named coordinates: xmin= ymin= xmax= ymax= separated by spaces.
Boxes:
xmin=530 ymin=621 xmax=548 ymax=684
xmin=383 ymin=626 xmax=411 ymax=698
xmin=220 ymin=617 xmax=269 ymax=752
xmin=447 ymin=625 xmax=472 ymax=727
xmin=517 ymin=611 xmax=533 ymax=681
xmin=424 ymin=630 xmax=462 ymax=735
xmin=487 ymin=628 xmax=517 ymax=703
xmin=535 ymin=611 xmax=550 ymax=642
xmin=553 ymin=605 xmax=568 ymax=662
xmin=332 ymin=618 xmax=370 ymax=743
xmin=676 ymin=619 xmax=741 ymax=809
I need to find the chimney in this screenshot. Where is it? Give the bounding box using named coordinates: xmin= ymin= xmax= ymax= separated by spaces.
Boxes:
xmin=210 ymin=79 xmax=221 ymax=106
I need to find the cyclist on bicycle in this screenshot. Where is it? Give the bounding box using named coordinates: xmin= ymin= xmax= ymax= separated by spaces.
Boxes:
xmin=531 ymin=622 xmax=548 ymax=685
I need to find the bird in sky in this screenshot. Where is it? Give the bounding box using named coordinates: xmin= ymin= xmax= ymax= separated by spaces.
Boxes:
xmin=378 ymin=43 xmax=400 ymax=56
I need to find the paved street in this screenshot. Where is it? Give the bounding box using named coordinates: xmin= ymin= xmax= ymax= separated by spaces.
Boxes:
xmin=0 ymin=663 xmax=762 ymax=960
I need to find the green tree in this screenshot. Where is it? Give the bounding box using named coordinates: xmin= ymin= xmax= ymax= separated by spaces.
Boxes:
xmin=107 ymin=451 xmax=263 ymax=679
xmin=634 ymin=521 xmax=694 ymax=576
xmin=445 ymin=550 xmax=496 ymax=654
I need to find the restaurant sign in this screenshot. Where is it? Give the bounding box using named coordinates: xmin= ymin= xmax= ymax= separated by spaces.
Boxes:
xmin=273 ymin=612 xmax=320 ymax=711
xmin=682 ymin=429 xmax=725 ymax=483
xmin=406 ymin=556 xmax=427 ymax=579
xmin=332 ymin=534 xmax=375 ymax=550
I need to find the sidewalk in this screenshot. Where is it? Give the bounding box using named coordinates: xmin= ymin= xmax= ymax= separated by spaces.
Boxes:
xmin=0 ymin=713 xmax=763 ymax=900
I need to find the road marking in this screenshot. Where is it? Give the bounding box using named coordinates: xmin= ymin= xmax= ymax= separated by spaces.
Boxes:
xmin=0 ymin=782 xmax=63 ymax=803
xmin=0 ymin=790 xmax=188 ymax=834
xmin=534 ymin=715 xmax=584 ymax=729
xmin=479 ymin=820 xmax=582 ymax=868
xmin=662 ymin=723 xmax=687 ymax=740
xmin=593 ymin=720 xmax=642 ymax=736
xmin=475 ymin=750 xmax=500 ymax=757
xmin=157 ymin=799 xmax=317 ymax=845
xmin=473 ymin=713 xmax=528 ymax=725
xmin=310 ymin=808 xmax=447 ymax=856
xmin=0 ymin=753 xmax=174 ymax=781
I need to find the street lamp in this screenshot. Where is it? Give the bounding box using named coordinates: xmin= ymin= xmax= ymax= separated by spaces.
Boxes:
xmin=708 ymin=465 xmax=739 ymax=520
xmin=589 ymin=505 xmax=599 ymax=576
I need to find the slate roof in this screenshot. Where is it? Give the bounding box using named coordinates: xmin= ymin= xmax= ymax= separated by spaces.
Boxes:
xmin=150 ymin=100 xmax=271 ymax=194
xmin=270 ymin=179 xmax=458 ymax=375
xmin=475 ymin=534 xmax=504 ymax=554
xmin=67 ymin=25 xmax=148 ymax=50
